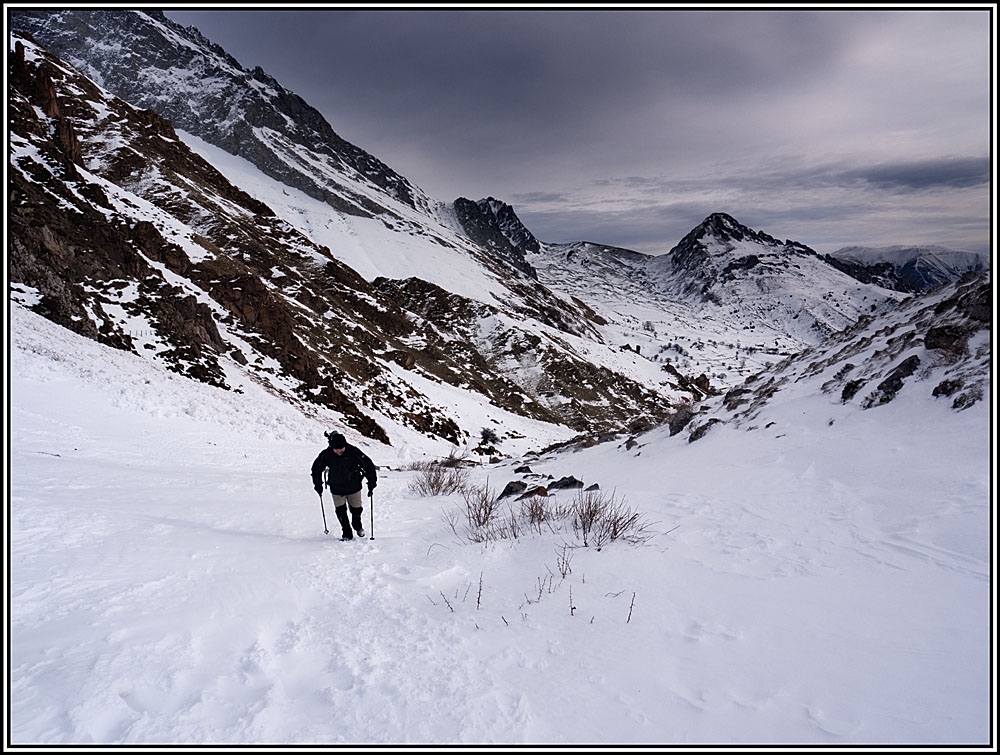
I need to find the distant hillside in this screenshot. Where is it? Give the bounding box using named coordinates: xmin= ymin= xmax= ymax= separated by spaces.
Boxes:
xmin=824 ymin=245 xmax=988 ymax=293
xmin=679 ymin=271 xmax=991 ymax=443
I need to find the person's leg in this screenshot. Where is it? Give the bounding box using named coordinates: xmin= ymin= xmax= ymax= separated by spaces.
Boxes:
xmin=346 ymin=490 xmax=365 ymax=536
xmin=332 ymin=494 xmax=353 ymax=539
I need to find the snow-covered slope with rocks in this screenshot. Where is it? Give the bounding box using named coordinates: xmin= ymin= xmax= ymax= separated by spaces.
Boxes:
xmin=7 ymin=29 xmax=677 ymax=454
xmin=676 ymin=270 xmax=991 ymax=443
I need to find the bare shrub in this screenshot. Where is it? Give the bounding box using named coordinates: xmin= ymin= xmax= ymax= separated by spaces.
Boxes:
xmin=548 ymin=497 xmax=576 ymax=519
xmin=572 ymin=489 xmax=654 ymax=548
xmin=446 ymin=481 xmax=654 ymax=549
xmin=593 ymin=496 xmax=655 ymax=547
xmin=439 ymin=447 xmax=468 ymax=468
xmin=571 ymin=490 xmax=605 ymax=547
xmin=555 ymin=545 xmax=573 ymax=578
xmin=442 ymin=507 xmax=464 ymax=538
xmin=441 ymin=482 xmax=504 ymax=542
xmin=496 ymin=507 xmax=522 ymax=541
xmin=519 ymin=494 xmax=553 ymax=534
xmin=462 ymin=480 xmax=503 ymax=534
xmin=409 ymin=462 xmax=469 ymax=496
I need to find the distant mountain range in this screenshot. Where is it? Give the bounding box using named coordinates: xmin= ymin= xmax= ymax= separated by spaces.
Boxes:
xmin=823 ymin=245 xmax=988 ymax=293
xmin=7 ymin=10 xmax=991 ymax=452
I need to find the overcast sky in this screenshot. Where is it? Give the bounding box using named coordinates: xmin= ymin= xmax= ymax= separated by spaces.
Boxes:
xmin=164 ymin=7 xmax=993 ymax=257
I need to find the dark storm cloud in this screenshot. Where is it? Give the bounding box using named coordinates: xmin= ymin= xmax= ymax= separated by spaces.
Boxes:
xmin=173 ymin=10 xmax=841 ymax=109
xmin=164 ymin=9 xmax=880 ymax=174
xmin=664 ymin=155 xmax=992 ymax=195
xmin=164 ymin=7 xmax=992 ymax=257
xmin=842 ymin=157 xmax=991 ymax=191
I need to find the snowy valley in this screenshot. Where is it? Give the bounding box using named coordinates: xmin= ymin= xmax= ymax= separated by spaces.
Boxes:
xmin=6 ymin=10 xmax=994 ymax=748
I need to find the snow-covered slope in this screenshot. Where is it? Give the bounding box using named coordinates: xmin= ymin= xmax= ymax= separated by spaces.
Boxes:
xmin=176 ymin=133 xmax=512 ymax=306
xmin=9 ymin=277 xmax=991 ymax=746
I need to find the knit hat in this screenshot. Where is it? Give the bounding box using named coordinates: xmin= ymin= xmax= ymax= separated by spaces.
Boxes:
xmin=327 ymin=432 xmax=347 ymax=449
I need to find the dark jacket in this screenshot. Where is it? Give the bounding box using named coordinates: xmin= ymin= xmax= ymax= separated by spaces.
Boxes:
xmin=311 ymin=444 xmax=377 ymax=495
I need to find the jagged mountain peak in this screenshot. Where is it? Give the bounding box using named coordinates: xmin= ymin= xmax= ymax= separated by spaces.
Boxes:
xmin=693 ymin=211 xmax=761 ymax=241
xmin=453 ymin=196 xmax=539 ymax=278
xmin=477 ymin=196 xmax=541 ymax=253
xmin=669 ymin=212 xmax=817 ymax=270
xmin=632 ymin=213 xmax=909 ymax=343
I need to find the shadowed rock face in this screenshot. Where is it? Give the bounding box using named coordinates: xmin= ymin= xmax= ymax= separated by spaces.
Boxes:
xmin=453 ymin=197 xmax=539 ymax=279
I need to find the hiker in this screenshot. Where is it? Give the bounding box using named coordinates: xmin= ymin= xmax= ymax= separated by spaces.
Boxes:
xmin=311 ymin=431 xmax=378 ymax=540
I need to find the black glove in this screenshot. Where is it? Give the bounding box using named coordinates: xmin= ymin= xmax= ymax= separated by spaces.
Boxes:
xmin=368 ymin=481 xmax=377 ymax=494
xmin=314 ymin=483 xmax=323 ymax=494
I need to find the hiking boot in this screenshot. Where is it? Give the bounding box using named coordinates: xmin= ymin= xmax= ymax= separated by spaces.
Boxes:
xmin=355 ymin=527 xmax=366 ymax=538
xmin=340 ymin=531 xmax=353 ymax=541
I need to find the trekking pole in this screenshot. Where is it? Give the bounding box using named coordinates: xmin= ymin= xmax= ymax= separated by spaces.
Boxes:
xmin=318 ymin=491 xmax=329 ymax=535
xmin=369 ymin=489 xmax=375 ymax=540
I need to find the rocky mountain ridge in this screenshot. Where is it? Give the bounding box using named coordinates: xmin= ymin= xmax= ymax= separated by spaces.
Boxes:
xmin=10 ymin=9 xmax=425 ymax=218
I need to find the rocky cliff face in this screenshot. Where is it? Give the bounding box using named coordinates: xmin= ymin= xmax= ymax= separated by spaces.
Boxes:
xmin=11 ymin=9 xmax=423 ymax=217
xmin=454 ymin=197 xmax=539 ymax=279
